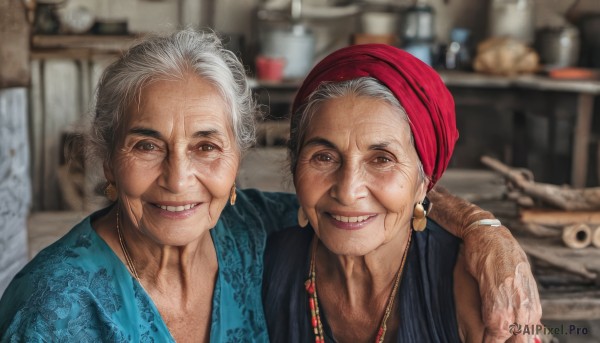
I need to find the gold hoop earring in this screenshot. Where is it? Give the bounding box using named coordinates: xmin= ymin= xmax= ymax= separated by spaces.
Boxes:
xmin=104 ymin=183 xmax=118 ymax=202
xmin=412 ymin=202 xmax=427 ymax=232
xmin=297 ymin=207 xmax=308 ymax=228
xmin=229 ymin=183 xmax=237 ymax=205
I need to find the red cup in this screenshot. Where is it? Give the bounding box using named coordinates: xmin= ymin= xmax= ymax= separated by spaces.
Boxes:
xmin=256 ymin=55 xmax=285 ymax=82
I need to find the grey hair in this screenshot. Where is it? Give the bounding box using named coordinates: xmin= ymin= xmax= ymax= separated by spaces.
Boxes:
xmin=288 ymin=77 xmax=426 ymax=181
xmin=88 ymin=29 xmax=257 ymax=167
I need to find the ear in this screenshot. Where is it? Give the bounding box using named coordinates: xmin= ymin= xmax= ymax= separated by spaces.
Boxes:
xmin=416 ymin=178 xmax=429 ymax=202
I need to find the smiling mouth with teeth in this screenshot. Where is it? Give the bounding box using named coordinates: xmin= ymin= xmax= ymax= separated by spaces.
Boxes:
xmin=157 ymin=204 xmax=197 ymax=212
xmin=331 ymin=214 xmax=373 ymax=223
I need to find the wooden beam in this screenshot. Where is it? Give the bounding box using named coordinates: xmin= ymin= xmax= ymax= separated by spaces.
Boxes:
xmin=31 ymin=34 xmax=139 ymax=52
xmin=520 ymin=208 xmax=600 ymax=225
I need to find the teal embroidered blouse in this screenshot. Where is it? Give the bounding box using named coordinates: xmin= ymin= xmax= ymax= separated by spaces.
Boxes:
xmin=0 ymin=189 xmax=298 ymax=342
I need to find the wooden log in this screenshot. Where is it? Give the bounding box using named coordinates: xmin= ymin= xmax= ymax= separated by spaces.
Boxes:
xmin=520 ymin=241 xmax=597 ymax=279
xmin=534 ymin=268 xmax=593 ymax=286
xmin=482 ymin=155 xmax=600 ymax=210
xmin=0 ymin=0 xmax=30 ymax=88
xmin=519 ymin=237 xmax=600 ymax=282
xmin=562 ymin=223 xmax=592 ymax=249
xmin=521 ymin=223 xmax=561 ymax=238
xmin=520 ymin=208 xmax=600 ymax=225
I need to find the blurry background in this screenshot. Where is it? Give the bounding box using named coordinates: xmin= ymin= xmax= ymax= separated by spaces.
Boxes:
xmin=2 ymin=0 xmax=600 ymax=341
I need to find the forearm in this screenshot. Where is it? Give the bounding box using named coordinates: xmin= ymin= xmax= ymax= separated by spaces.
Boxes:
xmin=426 ymin=185 xmax=542 ymax=342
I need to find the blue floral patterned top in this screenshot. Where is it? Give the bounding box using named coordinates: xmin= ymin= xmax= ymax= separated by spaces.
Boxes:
xmin=0 ymin=189 xmax=298 ymax=342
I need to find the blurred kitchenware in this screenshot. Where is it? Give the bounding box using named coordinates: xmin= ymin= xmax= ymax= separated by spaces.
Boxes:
xmin=360 ymin=8 xmax=398 ymax=35
xmin=258 ymin=0 xmax=315 ymax=80
xmin=260 ymin=24 xmax=315 ymax=79
xmin=548 ymin=67 xmax=598 ymax=80
xmin=488 ymin=0 xmax=535 ymax=45
xmin=537 ymin=26 xmax=580 ymax=68
xmin=34 ymin=1 xmax=64 ymax=34
xmin=445 ymin=28 xmax=472 ymax=70
xmin=401 ymin=0 xmax=435 ymax=44
xmin=59 ymin=5 xmax=95 ymax=34
xmin=256 ymin=55 xmax=286 ymax=82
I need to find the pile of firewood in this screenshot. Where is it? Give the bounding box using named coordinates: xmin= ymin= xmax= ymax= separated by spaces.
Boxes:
xmin=481 ymin=156 xmax=600 ymax=249
xmin=482 ymin=156 xmax=600 ymax=286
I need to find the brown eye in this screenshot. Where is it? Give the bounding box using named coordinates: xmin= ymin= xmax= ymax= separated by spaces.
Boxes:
xmin=199 ymin=144 xmax=216 ymax=152
xmin=136 ymin=142 xmax=156 ymax=151
xmin=313 ymin=153 xmax=334 ymax=163
xmin=374 ymin=156 xmax=392 ymax=164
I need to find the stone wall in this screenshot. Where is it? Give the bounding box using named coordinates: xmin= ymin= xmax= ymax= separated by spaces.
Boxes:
xmin=0 ymin=88 xmax=30 ymax=295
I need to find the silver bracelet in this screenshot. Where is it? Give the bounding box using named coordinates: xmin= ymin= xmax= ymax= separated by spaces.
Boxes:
xmin=464 ymin=219 xmax=502 ymax=236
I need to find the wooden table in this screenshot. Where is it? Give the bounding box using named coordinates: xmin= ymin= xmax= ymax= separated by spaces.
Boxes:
xmin=441 ymin=71 xmax=600 ymax=189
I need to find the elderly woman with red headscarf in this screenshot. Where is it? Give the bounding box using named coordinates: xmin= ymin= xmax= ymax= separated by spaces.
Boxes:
xmin=262 ymin=44 xmax=540 ymax=343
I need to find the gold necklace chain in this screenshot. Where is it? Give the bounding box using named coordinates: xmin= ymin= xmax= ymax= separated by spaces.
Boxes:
xmin=306 ymin=230 xmax=412 ymax=343
xmin=116 ymin=210 xmax=140 ymax=280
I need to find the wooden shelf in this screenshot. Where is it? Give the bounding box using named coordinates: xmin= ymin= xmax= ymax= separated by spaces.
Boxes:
xmin=32 ymin=34 xmax=141 ymax=53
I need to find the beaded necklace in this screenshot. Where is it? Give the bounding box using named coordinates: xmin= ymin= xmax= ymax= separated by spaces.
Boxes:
xmin=304 ymin=231 xmax=412 ymax=343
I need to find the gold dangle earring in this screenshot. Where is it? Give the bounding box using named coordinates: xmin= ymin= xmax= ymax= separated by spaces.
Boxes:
xmin=297 ymin=207 xmax=309 ymax=228
xmin=104 ymin=182 xmax=118 ymax=202
xmin=412 ymin=201 xmax=428 ymax=232
xmin=229 ymin=183 xmax=237 ymax=205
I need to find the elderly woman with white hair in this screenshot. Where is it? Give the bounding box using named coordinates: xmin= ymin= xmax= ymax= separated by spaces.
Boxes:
xmin=0 ymin=30 xmax=539 ymax=342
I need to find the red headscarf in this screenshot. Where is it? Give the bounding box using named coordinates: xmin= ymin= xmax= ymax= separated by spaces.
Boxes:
xmin=292 ymin=44 xmax=458 ymax=189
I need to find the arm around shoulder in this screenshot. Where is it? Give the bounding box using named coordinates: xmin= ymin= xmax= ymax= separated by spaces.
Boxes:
xmin=236 ymin=189 xmax=299 ymax=234
xmin=427 ymin=185 xmax=542 ymax=342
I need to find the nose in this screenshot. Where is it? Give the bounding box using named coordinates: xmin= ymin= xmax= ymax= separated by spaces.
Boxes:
xmin=159 ymin=151 xmax=195 ymax=193
xmin=329 ymin=161 xmax=368 ymax=205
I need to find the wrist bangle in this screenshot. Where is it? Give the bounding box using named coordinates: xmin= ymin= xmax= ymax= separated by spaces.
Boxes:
xmin=463 ymin=219 xmax=502 ymax=238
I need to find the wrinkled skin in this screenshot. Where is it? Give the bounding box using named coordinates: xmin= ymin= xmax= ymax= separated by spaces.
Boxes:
xmin=428 ymin=186 xmax=542 ymax=343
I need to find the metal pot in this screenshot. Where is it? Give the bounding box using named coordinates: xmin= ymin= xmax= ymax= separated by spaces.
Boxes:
xmin=488 ymin=0 xmax=535 ymax=44
xmin=537 ymin=26 xmax=580 ymax=68
xmin=260 ymin=24 xmax=315 ymax=80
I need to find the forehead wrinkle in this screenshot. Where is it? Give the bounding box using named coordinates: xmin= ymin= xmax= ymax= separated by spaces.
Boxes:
xmin=192 ymin=129 xmax=223 ymax=139
xmin=367 ymin=134 xmax=406 ymax=149
xmin=303 ymin=137 xmax=336 ymax=150
xmin=128 ymin=127 xmax=163 ymax=139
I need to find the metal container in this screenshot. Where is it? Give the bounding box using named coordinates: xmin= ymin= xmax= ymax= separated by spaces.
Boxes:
xmin=401 ymin=1 xmax=435 ymax=44
xmin=488 ymin=0 xmax=535 ymax=44
xmin=258 ymin=0 xmax=316 ymax=80
xmin=260 ymin=24 xmax=315 ymax=80
xmin=537 ymin=26 xmax=580 ymax=68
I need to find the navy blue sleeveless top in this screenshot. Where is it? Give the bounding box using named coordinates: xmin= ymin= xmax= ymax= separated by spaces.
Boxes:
xmin=262 ymin=219 xmax=461 ymax=342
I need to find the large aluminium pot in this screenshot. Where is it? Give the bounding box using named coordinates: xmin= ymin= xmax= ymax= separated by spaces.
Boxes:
xmin=260 ymin=23 xmax=315 ymax=80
